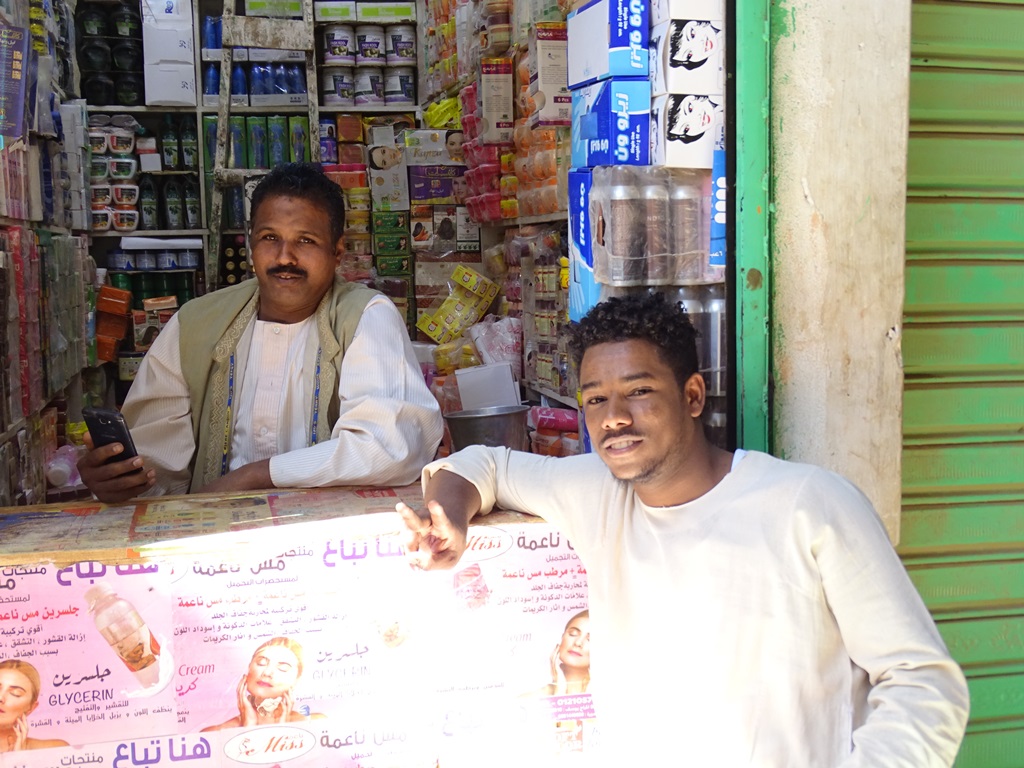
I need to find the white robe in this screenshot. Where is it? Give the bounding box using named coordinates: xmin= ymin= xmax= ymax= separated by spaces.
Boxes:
xmin=124 ymin=295 xmax=442 ymax=494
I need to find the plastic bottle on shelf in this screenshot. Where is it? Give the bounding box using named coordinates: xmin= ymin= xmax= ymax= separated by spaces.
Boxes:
xmin=251 ymin=63 xmax=271 ymax=96
xmin=286 ymin=64 xmax=306 ymax=94
xmin=203 ymin=62 xmax=219 ymax=97
xmin=160 ymin=115 xmax=180 ymax=171
xmin=85 ymin=582 xmax=162 ymax=688
xmin=231 ymin=63 xmax=248 ymax=97
xmin=183 ymin=176 xmax=201 ymax=230
xmin=138 ymin=175 xmax=159 ymax=230
xmin=162 ymin=178 xmax=184 ymax=230
xmin=201 ymin=15 xmax=218 ymax=50
xmin=273 ymin=63 xmax=289 ymax=95
xmin=179 ymin=118 xmax=198 ymax=171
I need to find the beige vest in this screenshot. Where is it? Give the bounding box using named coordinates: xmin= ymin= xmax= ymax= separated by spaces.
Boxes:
xmin=178 ymin=277 xmax=377 ymax=491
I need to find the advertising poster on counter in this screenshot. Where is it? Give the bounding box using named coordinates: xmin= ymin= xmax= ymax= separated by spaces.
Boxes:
xmin=0 ymin=491 xmax=595 ymax=767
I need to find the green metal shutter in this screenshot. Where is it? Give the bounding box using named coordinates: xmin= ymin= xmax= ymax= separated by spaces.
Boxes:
xmin=901 ymin=2 xmax=1024 ymax=765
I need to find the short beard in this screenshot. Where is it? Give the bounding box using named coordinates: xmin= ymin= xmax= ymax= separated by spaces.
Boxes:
xmin=605 ymin=454 xmax=664 ymax=486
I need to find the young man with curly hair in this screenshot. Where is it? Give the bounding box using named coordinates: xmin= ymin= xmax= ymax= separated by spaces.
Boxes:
xmin=398 ymin=292 xmax=969 ymax=767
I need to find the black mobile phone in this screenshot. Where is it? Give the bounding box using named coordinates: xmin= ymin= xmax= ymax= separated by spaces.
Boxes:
xmin=82 ymin=407 xmax=139 ymax=465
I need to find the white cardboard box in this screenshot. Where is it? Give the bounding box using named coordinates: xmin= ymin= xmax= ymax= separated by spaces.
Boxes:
xmin=455 ymin=363 xmax=520 ymax=410
xmin=143 ymin=26 xmax=194 ymax=65
xmin=367 ymin=143 xmax=410 ymax=211
xmin=480 ymin=58 xmax=514 ymax=145
xmin=145 ymin=63 xmax=198 ymax=107
xmin=141 ymin=0 xmax=193 ymax=26
xmin=650 ymin=92 xmax=723 ymax=169
xmin=249 ymin=93 xmax=308 ymax=107
xmin=527 ymin=23 xmax=570 ymax=127
xmin=138 ymin=153 xmax=162 ymax=173
xmin=203 ymin=93 xmax=250 ymax=107
xmin=650 ymin=19 xmax=725 ymax=97
xmin=244 ymin=0 xmax=302 ymax=18
xmin=314 ymin=1 xmax=357 ymax=21
xmin=650 ymin=0 xmax=724 ymax=25
xmin=141 ymin=1 xmax=196 ymax=106
xmin=356 ymin=2 xmax=417 ymax=22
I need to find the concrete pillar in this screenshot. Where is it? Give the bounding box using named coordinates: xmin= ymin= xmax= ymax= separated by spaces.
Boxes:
xmin=769 ymin=0 xmax=910 ymax=540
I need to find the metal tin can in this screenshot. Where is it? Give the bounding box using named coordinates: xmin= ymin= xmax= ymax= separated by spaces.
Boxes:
xmin=640 ymin=167 xmax=671 ymax=285
xmin=669 ymin=169 xmax=704 ymax=283
xmin=323 ymin=24 xmax=355 ymax=66
xmin=136 ymin=250 xmax=156 ymax=270
xmin=702 ymin=283 xmax=727 ymax=397
xmin=384 ymin=66 xmax=416 ymax=105
xmin=108 ymin=249 xmax=134 ymax=270
xmin=385 ymin=24 xmax=416 ymax=66
xmin=354 ymin=67 xmax=384 ymax=106
xmin=355 ymin=25 xmax=385 ymax=67
xmin=605 ymin=166 xmax=645 ymax=286
xmin=321 ymin=66 xmax=355 ymax=106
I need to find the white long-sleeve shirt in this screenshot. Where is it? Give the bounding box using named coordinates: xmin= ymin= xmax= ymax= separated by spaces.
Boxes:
xmin=124 ymin=295 xmax=442 ymax=494
xmin=425 ymin=447 xmax=969 ymax=767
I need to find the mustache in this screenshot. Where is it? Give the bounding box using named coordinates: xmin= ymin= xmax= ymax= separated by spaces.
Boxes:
xmin=268 ymin=265 xmax=307 ymax=278
xmin=602 ymin=429 xmax=642 ymax=445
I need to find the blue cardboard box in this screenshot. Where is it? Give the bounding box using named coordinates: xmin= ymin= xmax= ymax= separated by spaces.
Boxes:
xmin=567 ymin=0 xmax=649 ymax=88
xmin=568 ymin=168 xmax=602 ymax=323
xmin=708 ymin=145 xmax=726 ymax=274
xmin=571 ymin=78 xmax=651 ymax=168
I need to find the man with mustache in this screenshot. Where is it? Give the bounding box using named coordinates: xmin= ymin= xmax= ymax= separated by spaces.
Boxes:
xmin=398 ymin=293 xmax=969 ymax=767
xmin=79 ymin=163 xmax=442 ymax=501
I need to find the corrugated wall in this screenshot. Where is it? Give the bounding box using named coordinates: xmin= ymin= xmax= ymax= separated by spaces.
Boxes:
xmin=901 ymin=1 xmax=1024 ymax=765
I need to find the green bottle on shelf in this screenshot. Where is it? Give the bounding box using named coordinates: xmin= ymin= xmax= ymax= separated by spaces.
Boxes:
xmin=161 ymin=115 xmax=181 ymax=170
xmin=139 ymin=175 xmax=159 ymax=230
xmin=163 ymin=177 xmax=184 ymax=230
xmin=183 ymin=176 xmax=201 ymax=230
xmin=180 ymin=118 xmax=199 ymax=171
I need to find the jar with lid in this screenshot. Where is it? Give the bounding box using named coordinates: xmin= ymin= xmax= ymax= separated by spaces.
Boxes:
xmin=82 ymin=72 xmax=115 ymax=105
xmin=109 ymin=1 xmax=142 ymax=39
xmin=115 ymin=73 xmax=144 ymax=106
xmin=77 ymin=4 xmax=108 ymax=37
xmin=80 ymin=39 xmax=112 ymax=72
xmin=111 ymin=39 xmax=142 ymax=72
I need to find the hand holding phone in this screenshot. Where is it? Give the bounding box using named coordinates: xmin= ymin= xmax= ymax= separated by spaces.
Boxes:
xmin=82 ymin=406 xmax=139 ymax=463
xmin=79 ymin=407 xmax=154 ymax=503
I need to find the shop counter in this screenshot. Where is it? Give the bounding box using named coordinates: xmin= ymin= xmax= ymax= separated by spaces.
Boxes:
xmin=0 ymin=487 xmax=594 ymax=767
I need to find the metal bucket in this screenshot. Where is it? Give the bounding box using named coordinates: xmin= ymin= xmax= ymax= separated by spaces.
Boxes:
xmin=445 ymin=405 xmax=530 ymax=452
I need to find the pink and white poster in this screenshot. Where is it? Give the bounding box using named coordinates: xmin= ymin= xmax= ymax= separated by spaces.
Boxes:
xmin=0 ymin=501 xmax=595 ymax=767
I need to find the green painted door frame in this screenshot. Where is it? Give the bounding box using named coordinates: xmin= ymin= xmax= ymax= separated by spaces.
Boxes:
xmin=733 ymin=0 xmax=771 ymax=452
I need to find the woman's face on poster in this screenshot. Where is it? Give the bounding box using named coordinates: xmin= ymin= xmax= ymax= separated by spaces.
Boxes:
xmin=557 ymin=615 xmax=591 ymax=671
xmin=246 ymin=645 xmax=300 ymax=701
xmin=0 ymin=668 xmax=36 ymax=726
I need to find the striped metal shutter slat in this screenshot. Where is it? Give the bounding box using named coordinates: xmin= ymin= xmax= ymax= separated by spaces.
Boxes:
xmin=902 ymin=2 xmax=1024 ymax=765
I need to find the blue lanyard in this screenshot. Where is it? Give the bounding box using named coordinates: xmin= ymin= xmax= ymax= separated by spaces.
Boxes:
xmin=309 ymin=346 xmax=322 ymax=445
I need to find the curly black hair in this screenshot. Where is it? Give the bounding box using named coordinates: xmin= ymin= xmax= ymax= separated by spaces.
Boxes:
xmin=249 ymin=162 xmax=346 ymax=245
xmin=568 ymin=292 xmax=700 ymax=390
